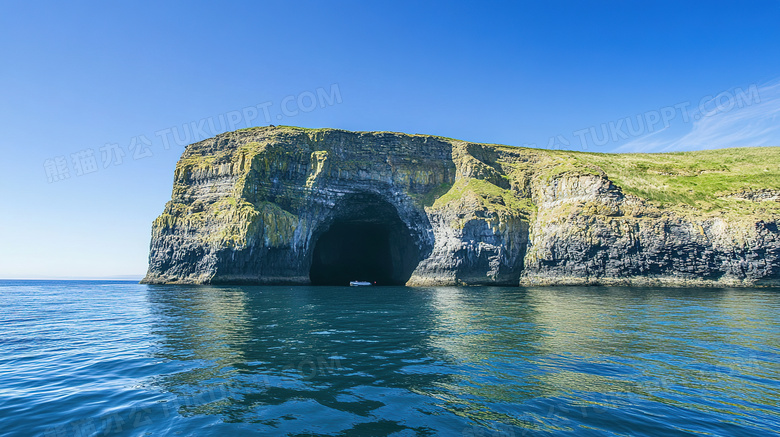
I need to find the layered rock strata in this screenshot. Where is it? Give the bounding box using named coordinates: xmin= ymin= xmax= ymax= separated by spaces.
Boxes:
xmin=143 ymin=126 xmax=780 ymax=287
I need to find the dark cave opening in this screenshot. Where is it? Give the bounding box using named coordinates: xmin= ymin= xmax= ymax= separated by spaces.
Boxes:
xmin=309 ymin=198 xmax=421 ymax=286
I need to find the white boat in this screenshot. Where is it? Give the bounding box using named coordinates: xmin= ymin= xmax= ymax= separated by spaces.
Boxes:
xmin=349 ymin=281 xmax=373 ymax=286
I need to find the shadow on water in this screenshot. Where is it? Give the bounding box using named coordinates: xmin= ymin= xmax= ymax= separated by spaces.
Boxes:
xmin=144 ymin=285 xmax=502 ymax=434
xmin=142 ymin=285 xmax=780 ymax=435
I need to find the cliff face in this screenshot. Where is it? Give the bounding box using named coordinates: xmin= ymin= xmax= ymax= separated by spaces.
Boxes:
xmin=143 ymin=126 xmax=780 ymax=287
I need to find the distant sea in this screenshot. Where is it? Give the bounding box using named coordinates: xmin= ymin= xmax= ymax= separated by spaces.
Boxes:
xmin=1 ymin=280 xmax=779 ymax=436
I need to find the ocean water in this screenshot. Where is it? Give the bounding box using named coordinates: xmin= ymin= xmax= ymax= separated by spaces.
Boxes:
xmin=1 ymin=281 xmax=779 ymax=436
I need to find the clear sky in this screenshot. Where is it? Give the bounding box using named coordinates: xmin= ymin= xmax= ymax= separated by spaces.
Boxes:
xmin=2 ymin=1 xmax=779 ymax=279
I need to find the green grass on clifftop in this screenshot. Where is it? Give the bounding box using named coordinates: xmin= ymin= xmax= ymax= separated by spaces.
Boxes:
xmin=565 ymin=147 xmax=780 ymax=214
xmin=432 ymin=178 xmax=535 ymax=216
xmin=177 ymin=126 xmax=780 ymax=218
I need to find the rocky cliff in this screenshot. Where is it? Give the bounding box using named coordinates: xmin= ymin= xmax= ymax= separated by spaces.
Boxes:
xmin=143 ymin=126 xmax=780 ymax=287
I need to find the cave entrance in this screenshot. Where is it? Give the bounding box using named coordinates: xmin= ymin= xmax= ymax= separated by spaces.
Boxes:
xmin=309 ymin=196 xmax=421 ymax=286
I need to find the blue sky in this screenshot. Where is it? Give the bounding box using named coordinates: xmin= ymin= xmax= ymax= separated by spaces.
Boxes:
xmin=2 ymin=1 xmax=779 ymax=279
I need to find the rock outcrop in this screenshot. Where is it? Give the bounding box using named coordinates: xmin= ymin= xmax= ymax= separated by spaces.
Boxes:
xmin=143 ymin=126 xmax=780 ymax=287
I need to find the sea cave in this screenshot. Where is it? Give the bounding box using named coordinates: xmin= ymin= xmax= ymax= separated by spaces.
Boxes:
xmin=309 ymin=194 xmax=421 ymax=286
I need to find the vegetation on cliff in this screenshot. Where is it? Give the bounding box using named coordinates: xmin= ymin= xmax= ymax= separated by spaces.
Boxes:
xmin=571 ymin=147 xmax=780 ymax=215
xmin=175 ymin=125 xmax=780 ymax=217
xmin=144 ymin=126 xmax=779 ymax=286
xmin=440 ymin=141 xmax=780 ymax=220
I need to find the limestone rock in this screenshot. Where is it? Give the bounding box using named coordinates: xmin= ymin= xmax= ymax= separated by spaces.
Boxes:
xmin=142 ymin=126 xmax=780 ymax=287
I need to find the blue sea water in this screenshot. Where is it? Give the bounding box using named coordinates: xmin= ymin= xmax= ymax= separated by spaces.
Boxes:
xmin=1 ymin=281 xmax=779 ymax=436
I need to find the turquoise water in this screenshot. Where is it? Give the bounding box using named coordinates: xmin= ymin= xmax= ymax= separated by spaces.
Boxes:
xmin=1 ymin=281 xmax=779 ymax=436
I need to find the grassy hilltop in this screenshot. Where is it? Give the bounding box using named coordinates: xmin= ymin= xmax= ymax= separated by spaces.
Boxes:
xmin=174 ymin=126 xmax=780 ymax=219
xmin=242 ymin=126 xmax=780 ymax=217
xmin=569 ymin=147 xmax=780 ymax=215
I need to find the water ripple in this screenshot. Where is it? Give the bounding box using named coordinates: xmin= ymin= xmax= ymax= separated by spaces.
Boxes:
xmin=1 ymin=281 xmax=779 ymax=436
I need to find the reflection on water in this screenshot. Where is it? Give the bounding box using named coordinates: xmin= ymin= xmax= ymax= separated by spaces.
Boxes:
xmin=145 ymin=285 xmax=466 ymax=434
xmin=143 ymin=285 xmax=780 ymax=435
xmin=2 ymin=282 xmax=779 ymax=436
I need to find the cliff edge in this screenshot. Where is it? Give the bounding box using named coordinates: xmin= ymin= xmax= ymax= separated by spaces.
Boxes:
xmin=143 ymin=126 xmax=780 ymax=287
